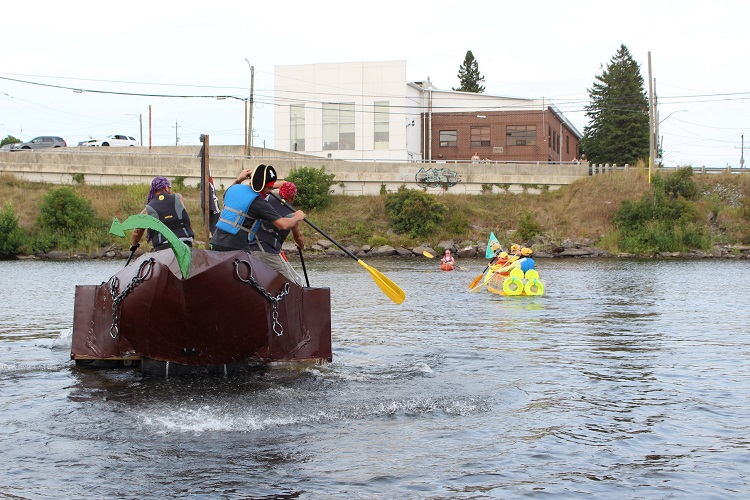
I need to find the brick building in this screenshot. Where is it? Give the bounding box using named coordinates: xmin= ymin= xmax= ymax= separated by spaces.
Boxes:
xmin=274 ymin=61 xmax=581 ymax=163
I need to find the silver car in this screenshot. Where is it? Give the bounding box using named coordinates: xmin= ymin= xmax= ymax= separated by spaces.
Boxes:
xmin=11 ymin=136 xmax=67 ymax=150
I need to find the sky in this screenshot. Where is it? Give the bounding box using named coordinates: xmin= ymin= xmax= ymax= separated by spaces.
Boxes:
xmin=2 ymin=0 xmax=749 ymax=168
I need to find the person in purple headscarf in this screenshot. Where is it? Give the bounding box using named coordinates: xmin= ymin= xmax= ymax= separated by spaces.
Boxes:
xmin=130 ymin=176 xmax=194 ymax=252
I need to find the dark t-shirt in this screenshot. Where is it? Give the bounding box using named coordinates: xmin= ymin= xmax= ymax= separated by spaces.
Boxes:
xmin=249 ymin=196 xmax=295 ymax=254
xmin=211 ymin=196 xmax=281 ymax=251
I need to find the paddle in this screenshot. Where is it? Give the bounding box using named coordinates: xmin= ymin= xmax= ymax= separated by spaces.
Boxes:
xmin=298 ymin=248 xmax=310 ymax=287
xmin=125 ymin=243 xmax=139 ymax=266
xmin=481 ymin=255 xmax=519 ymax=286
xmin=270 ymin=193 xmax=405 ymax=304
xmin=469 ymin=254 xmax=518 ymax=291
xmin=469 ymin=254 xmax=501 ymax=290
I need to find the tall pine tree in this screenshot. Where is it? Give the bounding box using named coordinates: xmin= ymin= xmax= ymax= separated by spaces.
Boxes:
xmin=453 ymin=50 xmax=485 ymax=93
xmin=580 ymin=44 xmax=649 ymax=165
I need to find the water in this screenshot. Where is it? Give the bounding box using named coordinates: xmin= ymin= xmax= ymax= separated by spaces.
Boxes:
xmin=1 ymin=257 xmax=749 ymax=498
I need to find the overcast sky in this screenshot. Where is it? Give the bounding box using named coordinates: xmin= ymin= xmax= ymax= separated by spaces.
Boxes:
xmin=2 ymin=0 xmax=748 ymax=168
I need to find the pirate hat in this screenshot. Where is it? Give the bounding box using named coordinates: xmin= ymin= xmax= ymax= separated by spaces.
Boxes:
xmin=250 ymin=164 xmax=277 ymax=192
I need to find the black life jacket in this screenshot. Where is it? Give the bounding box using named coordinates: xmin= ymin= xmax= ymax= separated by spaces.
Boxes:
xmin=145 ymin=193 xmax=194 ymax=248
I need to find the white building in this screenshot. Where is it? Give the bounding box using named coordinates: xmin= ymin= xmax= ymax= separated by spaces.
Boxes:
xmin=274 ymin=60 xmax=580 ymax=163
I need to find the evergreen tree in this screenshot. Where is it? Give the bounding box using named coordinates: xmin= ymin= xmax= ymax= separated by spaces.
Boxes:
xmin=453 ymin=50 xmax=486 ymax=93
xmin=580 ymin=44 xmax=649 ymax=165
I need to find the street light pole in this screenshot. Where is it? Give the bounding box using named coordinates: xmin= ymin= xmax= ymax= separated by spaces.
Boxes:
xmin=657 ymin=109 xmax=687 ymax=164
xmin=125 ymin=113 xmax=143 ymax=146
xmin=245 ymin=59 xmax=254 ymax=157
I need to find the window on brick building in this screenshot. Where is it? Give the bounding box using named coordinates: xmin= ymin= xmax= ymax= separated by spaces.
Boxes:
xmin=439 ymin=130 xmax=457 ymax=147
xmin=470 ymin=126 xmax=490 ymax=147
xmin=323 ymin=102 xmax=355 ymax=150
xmin=374 ymin=101 xmax=389 ymax=150
xmin=506 ymin=125 xmax=537 ymax=146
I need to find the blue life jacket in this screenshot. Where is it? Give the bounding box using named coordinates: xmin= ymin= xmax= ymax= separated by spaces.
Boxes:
xmin=520 ymin=257 xmax=535 ymax=272
xmin=216 ymin=185 xmax=261 ymax=239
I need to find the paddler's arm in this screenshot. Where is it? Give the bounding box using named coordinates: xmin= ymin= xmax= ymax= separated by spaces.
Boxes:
xmin=129 ymin=207 xmax=149 ymax=250
xmin=272 ymin=210 xmax=305 ymax=230
xmin=291 ymin=223 xmax=305 ymax=250
xmin=233 ymin=168 xmax=254 ymax=185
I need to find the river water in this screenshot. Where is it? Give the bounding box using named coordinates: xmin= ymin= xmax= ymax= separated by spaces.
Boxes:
xmin=1 ymin=257 xmax=749 ymax=498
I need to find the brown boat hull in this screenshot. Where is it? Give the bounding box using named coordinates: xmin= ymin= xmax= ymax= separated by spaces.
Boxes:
xmin=71 ymin=248 xmax=332 ymax=367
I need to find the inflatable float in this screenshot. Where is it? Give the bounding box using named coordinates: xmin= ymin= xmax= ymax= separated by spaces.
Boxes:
xmin=485 ymin=268 xmax=545 ymax=296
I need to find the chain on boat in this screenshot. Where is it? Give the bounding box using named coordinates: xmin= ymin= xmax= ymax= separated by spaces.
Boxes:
xmin=108 ymin=258 xmax=155 ymax=339
xmin=233 ymin=258 xmax=290 ymax=336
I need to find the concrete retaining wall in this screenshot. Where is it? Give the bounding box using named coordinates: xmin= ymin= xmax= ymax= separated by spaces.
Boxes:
xmin=0 ymin=146 xmax=590 ymax=195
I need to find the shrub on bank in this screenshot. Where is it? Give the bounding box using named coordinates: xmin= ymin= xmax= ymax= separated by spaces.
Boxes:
xmin=0 ymin=203 xmax=28 ymax=258
xmin=285 ymin=166 xmax=336 ymax=211
xmin=613 ymin=167 xmax=710 ymax=253
xmin=33 ymin=187 xmax=109 ymax=253
xmin=385 ymin=186 xmax=447 ymax=238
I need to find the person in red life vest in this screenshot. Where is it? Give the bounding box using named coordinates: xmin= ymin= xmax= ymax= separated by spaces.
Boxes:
xmin=441 ymin=249 xmax=456 ymax=266
xmin=211 ymin=164 xmax=306 ymax=284
xmin=130 ymin=176 xmax=194 ymax=252
xmin=253 ymin=180 xmax=305 ymax=286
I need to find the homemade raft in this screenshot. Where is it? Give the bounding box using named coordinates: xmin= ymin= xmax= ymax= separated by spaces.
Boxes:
xmin=71 ymin=216 xmax=332 ymax=376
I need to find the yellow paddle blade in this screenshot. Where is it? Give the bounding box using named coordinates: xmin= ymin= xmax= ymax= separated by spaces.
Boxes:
xmin=468 ymin=273 xmax=483 ymax=290
xmin=422 ymin=250 xmax=435 ymax=259
xmin=357 ymin=259 xmax=406 ymax=304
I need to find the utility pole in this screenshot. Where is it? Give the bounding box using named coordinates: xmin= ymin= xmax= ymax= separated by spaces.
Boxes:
xmin=737 ymin=134 xmax=747 ymax=168
xmin=647 ymin=51 xmax=655 ymax=183
xmin=174 ymin=121 xmax=180 ymax=146
xmin=148 ymin=105 xmax=152 ymax=152
xmin=653 ymin=79 xmax=659 ymax=162
xmin=245 ymin=60 xmax=254 ymax=157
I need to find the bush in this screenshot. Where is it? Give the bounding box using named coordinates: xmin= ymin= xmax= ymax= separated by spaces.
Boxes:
xmin=172 ymin=176 xmax=187 ymax=192
xmin=612 ymin=173 xmax=709 ymax=253
xmin=662 ymin=166 xmax=697 ymax=200
xmin=35 ymin=187 xmax=106 ymax=251
xmin=0 ymin=203 xmax=27 ymax=258
xmin=516 ymin=210 xmax=543 ymax=241
xmin=285 ymin=166 xmax=336 ymax=211
xmin=384 ymin=186 xmax=447 ymax=238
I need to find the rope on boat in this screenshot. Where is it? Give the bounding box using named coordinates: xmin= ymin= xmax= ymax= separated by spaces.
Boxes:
xmin=233 ymin=258 xmax=290 ymax=336
xmin=108 ymin=258 xmax=155 ymax=339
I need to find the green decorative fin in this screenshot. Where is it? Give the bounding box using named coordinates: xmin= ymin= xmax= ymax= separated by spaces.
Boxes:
xmin=110 ymin=215 xmax=191 ymax=278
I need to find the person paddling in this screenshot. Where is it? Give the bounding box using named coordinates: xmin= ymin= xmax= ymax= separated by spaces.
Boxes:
xmin=130 ymin=176 xmax=194 ymax=252
xmin=441 ymin=249 xmax=456 ymax=269
xmin=252 ymin=180 xmax=306 ymax=286
xmin=211 ymin=164 xmax=306 ymax=284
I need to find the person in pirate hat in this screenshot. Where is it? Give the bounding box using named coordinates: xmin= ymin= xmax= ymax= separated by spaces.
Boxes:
xmin=211 ymin=164 xmax=306 ymax=283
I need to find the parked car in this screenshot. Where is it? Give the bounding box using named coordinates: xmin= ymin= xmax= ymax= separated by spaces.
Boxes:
xmin=85 ymin=134 xmax=140 ymax=147
xmin=10 ymin=136 xmax=67 ymax=150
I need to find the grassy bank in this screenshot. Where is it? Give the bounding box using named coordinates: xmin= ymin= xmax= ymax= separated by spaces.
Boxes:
xmin=2 ymin=166 xmax=749 ymax=256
